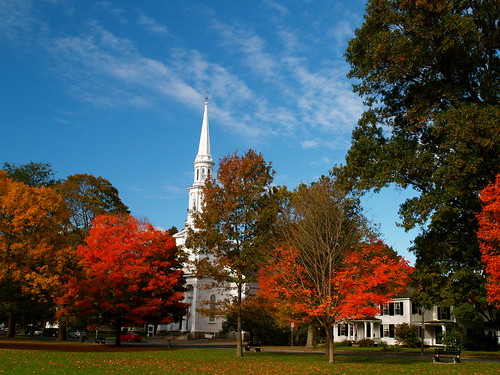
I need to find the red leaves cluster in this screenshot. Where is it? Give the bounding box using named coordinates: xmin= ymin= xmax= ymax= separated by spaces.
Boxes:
xmin=477 ymin=174 xmax=500 ymax=308
xmin=259 ymin=239 xmax=412 ymax=323
xmin=58 ymin=215 xmax=187 ymax=326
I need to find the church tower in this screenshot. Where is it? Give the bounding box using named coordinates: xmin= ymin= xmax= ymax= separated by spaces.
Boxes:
xmin=169 ymin=96 xmax=225 ymax=338
xmin=186 ymin=95 xmax=214 ymax=226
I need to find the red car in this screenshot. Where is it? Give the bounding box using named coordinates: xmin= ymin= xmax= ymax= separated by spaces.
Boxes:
xmin=120 ymin=332 xmax=142 ymax=342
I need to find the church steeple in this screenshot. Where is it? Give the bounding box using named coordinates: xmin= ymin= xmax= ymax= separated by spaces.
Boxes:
xmin=186 ymin=96 xmax=215 ymax=225
xmin=195 ymin=95 xmax=211 ymax=165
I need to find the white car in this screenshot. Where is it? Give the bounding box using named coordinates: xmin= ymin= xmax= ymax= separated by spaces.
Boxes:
xmin=69 ymin=330 xmax=87 ymax=338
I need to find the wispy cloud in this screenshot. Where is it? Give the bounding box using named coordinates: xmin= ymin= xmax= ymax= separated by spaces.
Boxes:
xmin=0 ymin=0 xmax=34 ymax=44
xmin=8 ymin=1 xmax=363 ymax=149
xmin=137 ymin=14 xmax=169 ymax=36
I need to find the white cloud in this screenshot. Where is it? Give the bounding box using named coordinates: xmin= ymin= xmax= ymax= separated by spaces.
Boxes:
xmin=137 ymin=14 xmax=169 ymax=36
xmin=301 ymin=139 xmax=319 ymax=149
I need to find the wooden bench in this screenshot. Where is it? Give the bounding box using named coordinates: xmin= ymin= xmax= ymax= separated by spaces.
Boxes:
xmin=245 ymin=341 xmax=261 ymax=352
xmin=432 ymin=348 xmax=461 ymax=363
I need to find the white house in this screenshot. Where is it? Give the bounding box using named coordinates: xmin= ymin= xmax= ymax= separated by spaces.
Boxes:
xmin=333 ymin=290 xmax=459 ymax=346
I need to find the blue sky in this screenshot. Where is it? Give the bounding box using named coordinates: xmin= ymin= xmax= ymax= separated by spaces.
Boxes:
xmin=0 ymin=0 xmax=418 ymax=263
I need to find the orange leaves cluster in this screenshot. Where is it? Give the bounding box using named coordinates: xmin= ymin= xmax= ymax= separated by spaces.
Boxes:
xmin=477 ymin=174 xmax=500 ymax=308
xmin=58 ymin=215 xmax=187 ymax=325
xmin=0 ymin=170 xmax=71 ymax=302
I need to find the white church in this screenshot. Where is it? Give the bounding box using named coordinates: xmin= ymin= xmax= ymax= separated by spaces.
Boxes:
xmin=158 ymin=97 xmax=240 ymax=338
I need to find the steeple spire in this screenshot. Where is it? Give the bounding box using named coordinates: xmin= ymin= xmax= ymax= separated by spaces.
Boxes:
xmin=186 ymin=95 xmax=215 ymax=226
xmin=196 ymin=95 xmax=211 ymax=163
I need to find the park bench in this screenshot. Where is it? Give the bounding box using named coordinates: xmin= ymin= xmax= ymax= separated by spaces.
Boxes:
xmin=245 ymin=340 xmax=261 ymax=352
xmin=432 ymin=348 xmax=461 ymax=363
xmin=94 ymin=337 xmax=106 ymax=344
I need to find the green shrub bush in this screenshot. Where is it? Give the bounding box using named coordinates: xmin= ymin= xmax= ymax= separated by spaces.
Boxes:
xmin=336 ymin=339 xmax=353 ymax=347
xmin=395 ymin=323 xmax=419 ymax=348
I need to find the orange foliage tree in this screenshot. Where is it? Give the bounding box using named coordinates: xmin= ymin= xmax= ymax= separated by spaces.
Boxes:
xmin=57 ymin=215 xmax=187 ymax=346
xmin=0 ymin=170 xmax=72 ymax=337
xmin=258 ymin=177 xmax=412 ymax=363
xmin=477 ymin=174 xmax=500 ymax=308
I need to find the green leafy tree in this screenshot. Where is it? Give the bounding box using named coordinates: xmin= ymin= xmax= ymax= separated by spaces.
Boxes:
xmin=395 ymin=323 xmax=419 ymax=348
xmin=339 ymin=0 xmax=499 ymax=323
xmin=56 ymin=174 xmax=129 ymax=245
xmin=3 ymin=161 xmax=61 ymax=187
xmin=185 ymin=149 xmax=282 ymax=357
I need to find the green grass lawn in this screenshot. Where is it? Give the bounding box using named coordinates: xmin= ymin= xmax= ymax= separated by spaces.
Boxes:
xmin=0 ymin=340 xmax=498 ymax=375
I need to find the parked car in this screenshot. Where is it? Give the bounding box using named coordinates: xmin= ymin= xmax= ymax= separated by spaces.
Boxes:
xmin=69 ymin=330 xmax=87 ymax=339
xmin=120 ymin=331 xmax=142 ymax=342
xmin=41 ymin=328 xmax=58 ymax=337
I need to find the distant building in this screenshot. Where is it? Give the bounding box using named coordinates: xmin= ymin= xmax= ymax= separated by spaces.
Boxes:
xmin=334 ymin=289 xmax=499 ymax=347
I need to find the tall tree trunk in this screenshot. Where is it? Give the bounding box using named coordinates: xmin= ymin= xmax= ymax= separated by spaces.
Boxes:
xmin=306 ymin=325 xmax=315 ymax=348
xmin=115 ymin=313 xmax=122 ymax=347
xmin=7 ymin=311 xmax=16 ymax=338
xmin=325 ymin=324 xmax=335 ymax=363
xmin=236 ymin=283 xmax=243 ymax=357
xmin=57 ymin=322 xmax=67 ymax=341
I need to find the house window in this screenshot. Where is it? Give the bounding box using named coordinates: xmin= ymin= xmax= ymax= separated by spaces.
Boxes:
xmin=383 ymin=302 xmax=404 ymax=316
xmin=337 ymin=324 xmax=347 ymax=336
xmin=437 ymin=306 xmax=451 ymax=320
xmin=382 ymin=303 xmax=390 ymax=315
xmin=394 ymin=302 xmax=402 ymax=315
xmin=382 ymin=325 xmax=391 ymax=338
xmin=209 ymin=295 xmax=216 ymax=322
xmin=381 ymin=324 xmax=395 ymax=338
xmin=385 ymin=324 xmax=395 ymax=338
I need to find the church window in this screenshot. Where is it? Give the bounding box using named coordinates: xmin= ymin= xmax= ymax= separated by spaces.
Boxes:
xmin=209 ymin=295 xmax=216 ymax=322
xmin=196 ymin=168 xmax=200 ymax=181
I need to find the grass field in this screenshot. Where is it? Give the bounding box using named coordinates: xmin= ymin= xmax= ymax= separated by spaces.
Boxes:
xmin=0 ymin=340 xmax=498 ymax=374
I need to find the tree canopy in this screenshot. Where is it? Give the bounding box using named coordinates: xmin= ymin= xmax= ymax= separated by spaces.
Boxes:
xmin=3 ymin=161 xmax=61 ymax=187
xmin=259 ymin=177 xmax=412 ymax=363
xmin=56 ymin=174 xmax=129 ymax=232
xmin=339 ymin=0 xmax=499 ymax=321
xmin=0 ymin=171 xmax=72 ymax=337
xmin=57 ymin=215 xmax=187 ymax=346
xmin=186 ymin=149 xmax=283 ymax=357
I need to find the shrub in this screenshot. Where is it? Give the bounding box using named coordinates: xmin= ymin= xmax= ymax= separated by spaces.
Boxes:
xmin=336 ymin=339 xmax=353 ymax=347
xmin=395 ymin=323 xmax=419 ymax=348
xmin=357 ymin=338 xmax=375 ymax=347
xmin=440 ymin=327 xmax=464 ymax=350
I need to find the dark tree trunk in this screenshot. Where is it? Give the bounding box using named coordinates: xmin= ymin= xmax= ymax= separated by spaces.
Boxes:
xmin=7 ymin=312 xmax=16 ymax=338
xmin=236 ymin=283 xmax=243 ymax=357
xmin=115 ymin=314 xmax=122 ymax=347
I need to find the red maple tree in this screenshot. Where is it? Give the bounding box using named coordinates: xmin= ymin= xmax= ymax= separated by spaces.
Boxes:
xmin=477 ymin=174 xmax=500 ymax=308
xmin=57 ymin=215 xmax=187 ymax=345
xmin=259 ymin=239 xmax=412 ymax=361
